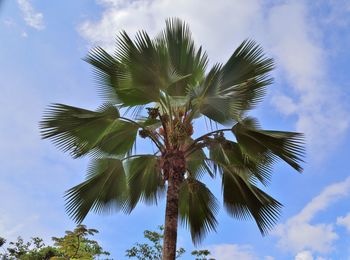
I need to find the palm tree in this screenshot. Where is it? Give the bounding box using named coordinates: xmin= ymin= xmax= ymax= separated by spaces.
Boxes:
xmin=40 ymin=18 xmax=304 ymax=260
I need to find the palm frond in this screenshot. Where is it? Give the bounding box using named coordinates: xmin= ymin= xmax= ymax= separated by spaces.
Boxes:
xmin=221 ymin=170 xmax=282 ymax=235
xmin=190 ymin=40 xmax=274 ymax=124
xmin=178 ymin=178 xmax=219 ymax=244
xmin=232 ymin=121 xmax=305 ymax=172
xmin=208 ymin=139 xmax=273 ymax=186
xmin=84 ymin=47 xmax=120 ymax=104
xmin=190 ymin=64 xmax=234 ymax=124
xmin=161 ymin=18 xmax=208 ymax=96
xmin=186 ymin=148 xmax=214 ymax=179
xmin=124 ymin=155 xmax=165 ymax=212
xmin=112 ymin=30 xmax=170 ymax=106
xmin=40 ymin=104 xmax=139 ymax=158
xmin=220 ymin=39 xmax=274 ymax=115
xmin=65 ymin=158 xmax=128 ymax=223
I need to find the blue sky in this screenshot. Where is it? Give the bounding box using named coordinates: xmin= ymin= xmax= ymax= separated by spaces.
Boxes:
xmin=1 ymin=0 xmax=350 ymax=259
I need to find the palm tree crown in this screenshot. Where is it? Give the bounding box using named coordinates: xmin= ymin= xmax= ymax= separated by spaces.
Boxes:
xmin=40 ymin=18 xmax=304 ymax=259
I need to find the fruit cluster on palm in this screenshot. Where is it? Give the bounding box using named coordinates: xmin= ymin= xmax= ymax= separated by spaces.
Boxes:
xmin=40 ymin=18 xmax=304 ymax=260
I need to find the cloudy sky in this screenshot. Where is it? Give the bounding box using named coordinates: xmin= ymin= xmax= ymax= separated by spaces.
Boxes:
xmin=1 ymin=0 xmax=350 ymax=259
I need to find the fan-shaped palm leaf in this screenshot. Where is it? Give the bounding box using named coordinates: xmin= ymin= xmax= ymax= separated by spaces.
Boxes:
xmin=190 ymin=64 xmax=234 ymax=124
xmin=65 ymin=158 xmax=128 ymax=223
xmin=190 ymin=40 xmax=274 ymax=124
xmin=220 ymin=39 xmax=274 ymax=113
xmin=40 ymin=104 xmax=141 ymax=158
xmin=232 ymin=121 xmax=305 ymax=172
xmin=186 ymin=146 xmax=213 ymax=179
xmin=124 ymin=155 xmax=165 ymax=212
xmin=84 ymin=47 xmax=120 ymax=104
xmin=208 ymin=139 xmax=272 ymax=186
xmin=112 ymin=30 xmax=169 ymax=105
xmin=161 ymin=18 xmax=208 ymax=96
xmin=178 ymin=178 xmax=219 ymax=244
xmin=221 ymin=170 xmax=282 ymax=235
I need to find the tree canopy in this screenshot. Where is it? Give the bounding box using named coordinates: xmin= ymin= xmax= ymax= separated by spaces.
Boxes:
xmin=0 ymin=225 xmax=110 ymax=260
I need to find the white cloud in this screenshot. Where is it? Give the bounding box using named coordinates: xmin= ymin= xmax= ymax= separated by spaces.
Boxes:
xmin=78 ymin=0 xmax=350 ymax=161
xmin=273 ymin=176 xmax=350 ymax=254
xmin=294 ymin=251 xmax=330 ymax=260
xmin=78 ymin=0 xmax=263 ymax=58
xmin=267 ymin=1 xmax=349 ymax=160
xmin=271 ymin=94 xmax=298 ymax=115
xmin=336 ymin=212 xmax=350 ymax=232
xmin=295 ymin=250 xmax=314 ymax=260
xmin=96 ymin=0 xmax=127 ymax=6
xmin=274 ymin=222 xmax=337 ymax=254
xmin=17 ymin=0 xmax=45 ymax=30
xmin=209 ymin=244 xmax=258 ymax=260
xmin=295 ymin=177 xmax=350 ymax=223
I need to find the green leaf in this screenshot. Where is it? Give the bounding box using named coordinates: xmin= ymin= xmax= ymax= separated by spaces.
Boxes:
xmin=65 ymin=158 xmax=128 ymax=223
xmin=186 ymin=148 xmax=213 ymax=179
xmin=222 ymin=170 xmax=282 ymax=235
xmin=191 ymin=40 xmax=274 ymax=124
xmin=232 ymin=122 xmax=305 ymax=172
xmin=85 ymin=31 xmax=171 ymax=106
xmin=161 ymin=18 xmax=208 ymax=96
xmin=208 ymin=139 xmax=272 ymax=186
xmin=92 ymin=119 xmax=139 ymax=157
xmin=124 ymin=155 xmax=165 ymax=212
xmin=220 ymin=39 xmax=274 ymax=114
xmin=40 ymin=104 xmax=139 ymax=158
xmin=84 ymin=47 xmax=120 ymax=104
xmin=179 ymin=179 xmax=219 ymax=244
xmin=191 ymin=64 xmax=234 ymax=124
xmin=113 ymin=30 xmax=170 ymax=106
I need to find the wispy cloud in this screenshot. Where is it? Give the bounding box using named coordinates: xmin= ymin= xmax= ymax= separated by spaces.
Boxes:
xmin=96 ymin=0 xmax=126 ymax=7
xmin=268 ymin=2 xmax=349 ymax=160
xmin=294 ymin=250 xmax=332 ymax=260
xmin=209 ymin=244 xmax=258 ymax=260
xmin=295 ymin=250 xmax=332 ymax=260
xmin=295 ymin=251 xmax=314 ymax=260
xmin=336 ymin=212 xmax=350 ymax=233
xmin=78 ymin=0 xmax=263 ymax=58
xmin=207 ymin=244 xmax=276 ymax=260
xmin=17 ymin=0 xmax=45 ymax=30
xmin=273 ymin=176 xmax=350 ymax=256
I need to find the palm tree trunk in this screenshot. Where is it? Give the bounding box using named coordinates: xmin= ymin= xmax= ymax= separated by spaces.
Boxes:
xmin=162 ymin=175 xmax=181 ymax=260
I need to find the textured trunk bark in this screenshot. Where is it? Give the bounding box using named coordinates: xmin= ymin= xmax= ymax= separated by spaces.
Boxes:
xmin=162 ymin=175 xmax=181 ymax=260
